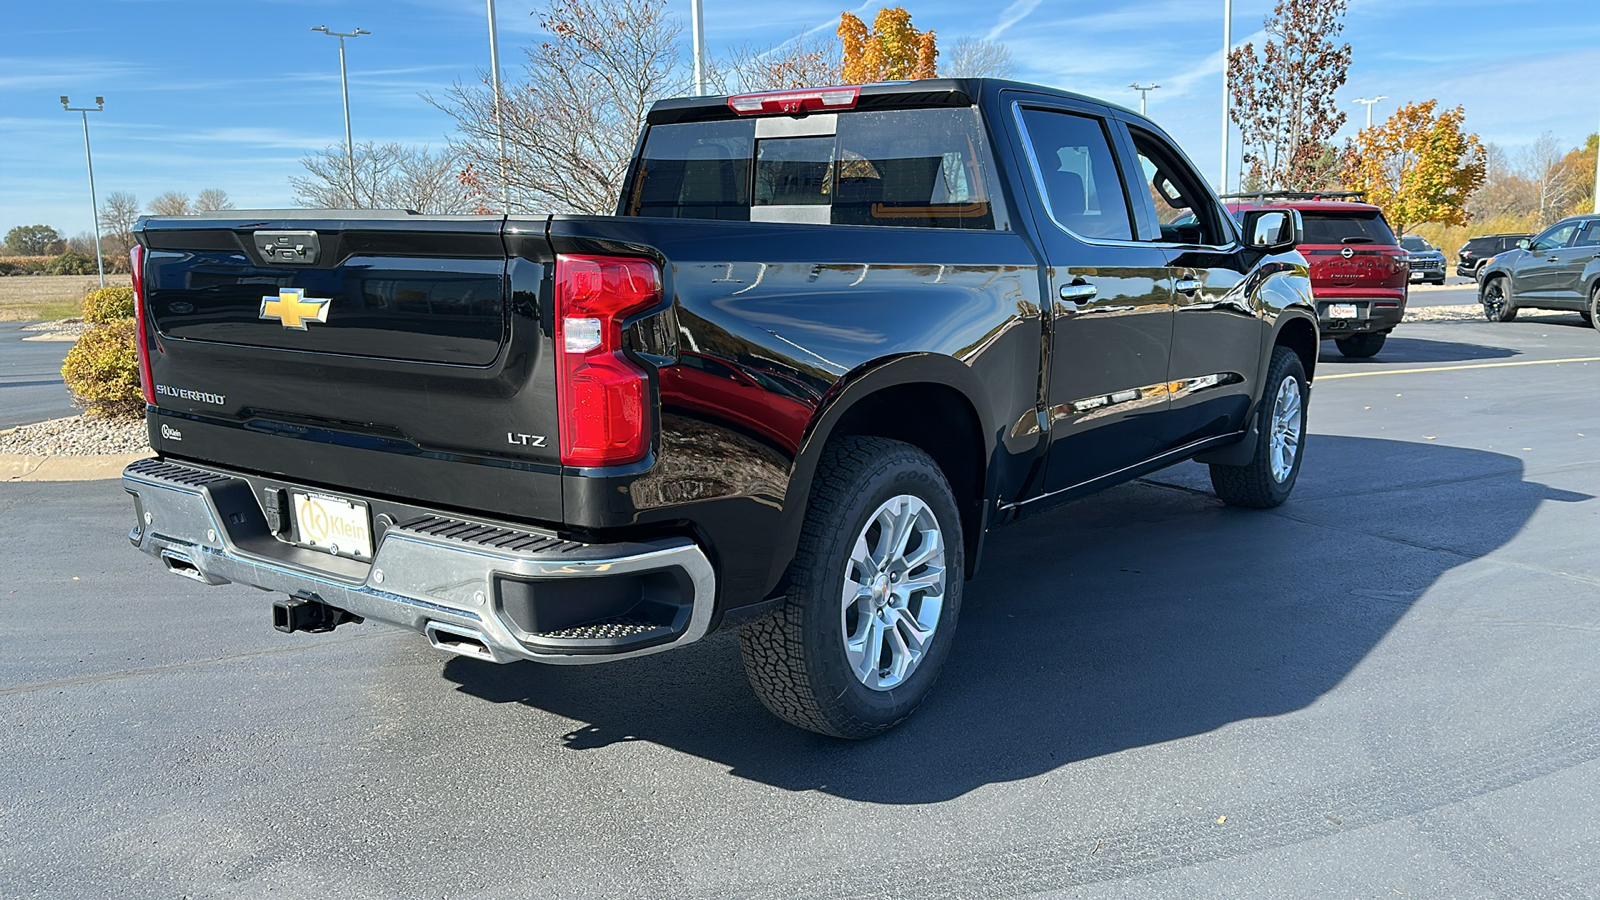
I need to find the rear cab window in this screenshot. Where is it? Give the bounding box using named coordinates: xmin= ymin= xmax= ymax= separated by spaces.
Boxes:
xmin=1301 ymin=212 xmax=1397 ymax=246
xmin=625 ymin=106 xmax=999 ymax=230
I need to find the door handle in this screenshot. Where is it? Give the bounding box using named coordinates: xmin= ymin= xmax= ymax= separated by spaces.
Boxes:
xmin=1174 ymin=278 xmax=1202 ymax=295
xmin=1548 ymin=256 xmax=1561 ymax=262
xmin=1059 ymin=282 xmax=1098 ymax=303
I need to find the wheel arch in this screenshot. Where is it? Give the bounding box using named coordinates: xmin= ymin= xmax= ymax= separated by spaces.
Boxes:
xmin=1271 ymin=311 xmax=1319 ymax=385
xmin=765 ymin=354 xmax=998 ymax=594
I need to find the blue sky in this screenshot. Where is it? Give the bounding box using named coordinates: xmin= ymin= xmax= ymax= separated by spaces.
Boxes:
xmin=3 ymin=0 xmax=1597 ymax=236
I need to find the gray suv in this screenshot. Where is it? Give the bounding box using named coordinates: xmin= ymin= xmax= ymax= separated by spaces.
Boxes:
xmin=1478 ymin=215 xmax=1600 ymax=331
xmin=1400 ymin=234 xmax=1446 ymax=285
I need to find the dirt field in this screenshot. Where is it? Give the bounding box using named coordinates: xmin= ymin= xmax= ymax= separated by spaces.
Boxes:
xmin=0 ymin=275 xmax=103 ymax=322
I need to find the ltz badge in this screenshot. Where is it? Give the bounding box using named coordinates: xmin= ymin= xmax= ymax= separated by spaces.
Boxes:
xmin=260 ymin=288 xmax=331 ymax=329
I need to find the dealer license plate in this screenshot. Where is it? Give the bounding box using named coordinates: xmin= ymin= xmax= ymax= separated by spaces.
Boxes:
xmin=291 ymin=491 xmax=373 ymax=560
xmin=1327 ymin=303 xmax=1359 ymax=320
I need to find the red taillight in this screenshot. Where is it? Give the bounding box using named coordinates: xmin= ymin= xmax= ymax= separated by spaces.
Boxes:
xmin=727 ymin=86 xmax=860 ymax=116
xmin=130 ymin=244 xmax=156 ymax=407
xmin=554 ymin=254 xmax=660 ymax=466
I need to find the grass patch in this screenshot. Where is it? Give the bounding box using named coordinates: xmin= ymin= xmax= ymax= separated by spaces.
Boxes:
xmin=0 ymin=275 xmax=102 ymax=322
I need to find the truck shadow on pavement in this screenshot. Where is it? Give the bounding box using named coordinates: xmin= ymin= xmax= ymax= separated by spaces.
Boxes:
xmin=1318 ymin=336 xmax=1517 ymax=366
xmin=443 ymin=435 xmax=1588 ymax=804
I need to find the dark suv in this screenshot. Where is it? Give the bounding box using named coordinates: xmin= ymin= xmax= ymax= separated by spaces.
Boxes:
xmin=1226 ymin=192 xmax=1406 ymax=358
xmin=1457 ymin=233 xmax=1531 ymax=280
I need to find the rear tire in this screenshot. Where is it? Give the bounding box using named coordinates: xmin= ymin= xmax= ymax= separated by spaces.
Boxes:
xmin=739 ymin=436 xmax=963 ymax=739
xmin=1482 ymin=276 xmax=1517 ymax=322
xmin=1210 ymin=346 xmax=1307 ymax=509
xmin=1334 ymin=332 xmax=1386 ymax=358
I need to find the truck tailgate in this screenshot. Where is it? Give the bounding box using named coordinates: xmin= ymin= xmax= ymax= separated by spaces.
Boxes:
xmin=136 ymin=212 xmax=564 ymax=522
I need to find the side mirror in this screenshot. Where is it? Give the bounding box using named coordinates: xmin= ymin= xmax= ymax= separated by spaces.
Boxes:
xmin=1516 ymin=238 xmax=1530 ymax=250
xmin=1241 ymin=208 xmax=1302 ymax=253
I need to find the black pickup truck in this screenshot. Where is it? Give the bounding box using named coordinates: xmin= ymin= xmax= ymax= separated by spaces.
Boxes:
xmin=124 ymin=79 xmax=1315 ymax=738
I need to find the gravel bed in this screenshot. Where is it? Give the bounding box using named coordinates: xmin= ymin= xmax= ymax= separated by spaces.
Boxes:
xmin=1405 ymin=303 xmax=1577 ymax=323
xmin=18 ymin=318 xmax=89 ymax=339
xmin=0 ymin=415 xmax=149 ymax=456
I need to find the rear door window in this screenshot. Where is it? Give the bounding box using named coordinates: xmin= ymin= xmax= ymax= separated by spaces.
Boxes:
xmin=1017 ymin=107 xmax=1134 ymax=241
xmin=1575 ymin=222 xmax=1600 ymax=247
xmin=1301 ymin=212 xmax=1396 ymax=246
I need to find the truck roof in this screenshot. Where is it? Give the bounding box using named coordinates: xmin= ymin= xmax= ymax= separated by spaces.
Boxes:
xmin=646 ymin=78 xmax=1149 ymax=126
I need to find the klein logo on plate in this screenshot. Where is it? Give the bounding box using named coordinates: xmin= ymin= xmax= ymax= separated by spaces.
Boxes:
xmin=260 ymin=288 xmax=331 ymax=329
xmin=293 ymin=493 xmax=372 ymax=558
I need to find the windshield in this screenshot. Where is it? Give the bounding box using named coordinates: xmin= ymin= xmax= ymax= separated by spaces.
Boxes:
xmin=1400 ymin=235 xmax=1432 ymax=252
xmin=1302 ymin=211 xmax=1397 ymax=246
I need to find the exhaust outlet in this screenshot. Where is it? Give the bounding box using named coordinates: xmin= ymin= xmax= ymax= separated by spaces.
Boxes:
xmin=160 ymin=549 xmax=226 ymax=585
xmin=425 ymin=621 xmax=502 ymax=663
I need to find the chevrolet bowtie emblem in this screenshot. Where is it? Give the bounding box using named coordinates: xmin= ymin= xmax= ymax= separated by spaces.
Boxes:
xmin=260 ymin=288 xmax=331 ymax=329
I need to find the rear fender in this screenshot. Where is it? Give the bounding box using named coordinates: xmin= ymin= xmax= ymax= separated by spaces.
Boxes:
xmin=762 ymin=353 xmax=998 ymax=593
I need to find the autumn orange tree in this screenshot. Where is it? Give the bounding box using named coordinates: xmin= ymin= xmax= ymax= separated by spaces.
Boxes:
xmin=1228 ymin=0 xmax=1352 ymax=190
xmin=838 ymin=7 xmax=937 ymax=84
xmin=1341 ymin=100 xmax=1486 ymax=235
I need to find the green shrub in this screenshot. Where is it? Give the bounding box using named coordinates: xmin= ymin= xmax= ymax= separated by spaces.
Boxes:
xmin=82 ymin=286 xmax=136 ymax=323
xmin=45 ymin=250 xmax=99 ymax=276
xmin=61 ymin=319 xmax=144 ymax=419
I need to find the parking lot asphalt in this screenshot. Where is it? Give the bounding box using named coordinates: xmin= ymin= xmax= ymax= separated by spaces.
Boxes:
xmin=2 ymin=313 xmax=1597 ymax=898
xmin=0 ymin=322 xmax=76 ymax=429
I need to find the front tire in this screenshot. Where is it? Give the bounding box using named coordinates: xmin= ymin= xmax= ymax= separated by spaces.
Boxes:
xmin=1482 ymin=276 xmax=1517 ymax=322
xmin=1586 ymin=284 xmax=1599 ymax=332
xmin=1210 ymin=346 xmax=1307 ymax=509
xmin=1335 ymin=331 xmax=1387 ymax=358
xmin=739 ymin=436 xmax=963 ymax=739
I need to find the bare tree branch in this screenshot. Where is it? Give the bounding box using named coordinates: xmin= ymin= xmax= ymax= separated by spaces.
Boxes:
xmin=290 ymin=142 xmax=474 ymax=214
xmin=941 ymin=37 xmax=1013 ymax=78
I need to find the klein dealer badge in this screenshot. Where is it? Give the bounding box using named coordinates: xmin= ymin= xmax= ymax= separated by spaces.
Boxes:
xmin=260 ymin=288 xmax=331 ymax=329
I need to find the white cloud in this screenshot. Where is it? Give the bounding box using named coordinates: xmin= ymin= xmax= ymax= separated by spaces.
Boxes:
xmin=984 ymin=0 xmax=1045 ymax=42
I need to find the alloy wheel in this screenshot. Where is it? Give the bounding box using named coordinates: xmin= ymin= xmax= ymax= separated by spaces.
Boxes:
xmin=1268 ymin=374 xmax=1302 ymax=483
xmin=840 ymin=494 xmax=946 ymax=691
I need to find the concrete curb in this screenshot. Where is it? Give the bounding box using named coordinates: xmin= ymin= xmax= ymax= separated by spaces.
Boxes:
xmin=1 ymin=451 xmax=152 ymax=482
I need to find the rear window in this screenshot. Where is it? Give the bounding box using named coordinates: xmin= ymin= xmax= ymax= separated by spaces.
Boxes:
xmin=626 ymin=107 xmax=996 ymax=230
xmin=1463 ymin=237 xmax=1500 ymax=253
xmin=1301 ymin=212 xmax=1396 ymax=246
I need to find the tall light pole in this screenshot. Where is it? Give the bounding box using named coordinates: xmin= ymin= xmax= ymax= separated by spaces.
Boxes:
xmin=1129 ymin=83 xmax=1159 ymax=117
xmin=1221 ymin=0 xmax=1232 ymax=193
xmin=1354 ymin=95 xmax=1387 ymax=130
xmin=312 ymin=26 xmax=369 ymax=207
xmin=60 ymin=95 xmax=106 ymax=289
xmin=486 ymin=0 xmax=510 ymax=213
xmin=691 ymin=0 xmax=707 ymax=96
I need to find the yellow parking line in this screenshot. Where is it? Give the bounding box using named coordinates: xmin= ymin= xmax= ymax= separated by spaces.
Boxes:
xmin=1318 ymin=356 xmax=1600 ymax=380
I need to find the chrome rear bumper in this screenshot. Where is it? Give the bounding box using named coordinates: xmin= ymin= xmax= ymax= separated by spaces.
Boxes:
xmin=122 ymin=458 xmax=715 ymax=665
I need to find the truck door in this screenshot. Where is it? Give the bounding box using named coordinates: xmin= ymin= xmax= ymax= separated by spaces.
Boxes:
xmin=1117 ymin=121 xmax=1261 ymax=451
xmin=1008 ymin=99 xmax=1175 ymax=492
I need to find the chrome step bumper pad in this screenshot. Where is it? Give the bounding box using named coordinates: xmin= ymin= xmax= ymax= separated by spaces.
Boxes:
xmin=123 ymin=458 xmax=715 ymax=665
